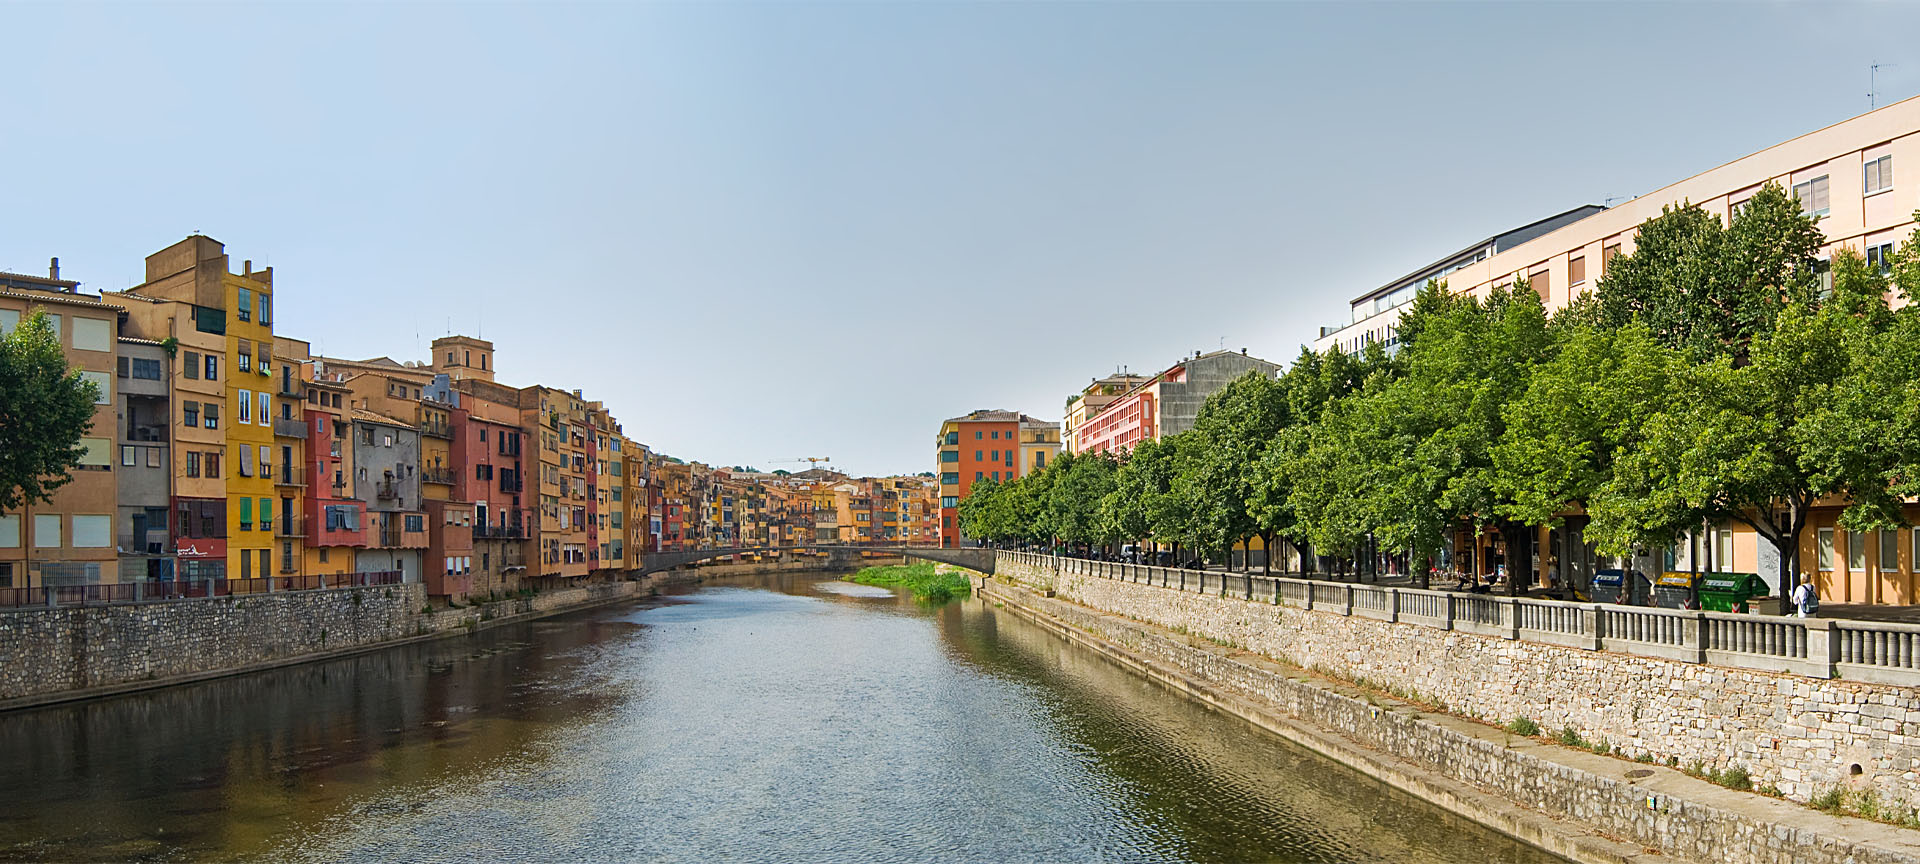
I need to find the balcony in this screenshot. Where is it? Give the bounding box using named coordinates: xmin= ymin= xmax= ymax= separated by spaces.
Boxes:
xmin=273 ymin=417 xmax=308 ymax=439
xmin=499 ymin=476 xmax=524 ymax=493
xmin=377 ymin=525 xmax=403 ymax=547
xmin=275 ymin=465 xmax=306 ymax=487
xmin=474 ymin=523 xmax=528 ymax=540
xmin=376 ymin=479 xmax=400 ymax=500
xmin=420 ymin=466 xmax=456 ymax=486
xmin=116 ymin=533 xmax=171 ymax=555
xmin=127 ymin=423 xmax=168 ymax=443
xmin=419 ymin=420 xmax=454 ymax=440
xmin=277 ymin=520 xmax=306 ymax=538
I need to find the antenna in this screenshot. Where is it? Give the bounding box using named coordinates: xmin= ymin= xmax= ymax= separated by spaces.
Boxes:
xmin=1604 ymin=195 xmax=1634 ymax=207
xmin=1870 ymin=63 xmax=1896 ymax=110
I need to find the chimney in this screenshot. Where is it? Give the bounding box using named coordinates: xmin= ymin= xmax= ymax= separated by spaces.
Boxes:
xmin=243 ymin=260 xmax=252 ymax=276
xmin=48 ymin=257 xmax=59 ymax=280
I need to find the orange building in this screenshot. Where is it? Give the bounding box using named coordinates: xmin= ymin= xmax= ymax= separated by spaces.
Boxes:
xmin=935 ymin=410 xmax=1059 ymax=547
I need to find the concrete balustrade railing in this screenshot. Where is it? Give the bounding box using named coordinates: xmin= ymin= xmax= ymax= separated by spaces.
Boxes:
xmin=999 ymin=550 xmax=1920 ymax=687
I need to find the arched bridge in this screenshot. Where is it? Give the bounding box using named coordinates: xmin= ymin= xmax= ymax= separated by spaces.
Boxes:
xmin=635 ymin=545 xmax=996 ymax=576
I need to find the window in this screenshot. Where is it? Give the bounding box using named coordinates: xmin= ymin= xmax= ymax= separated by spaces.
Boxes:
xmin=0 ymin=515 xmax=18 ymax=548
xmin=990 ymin=430 xmax=999 ymax=440
xmin=0 ymin=309 xmax=14 ymax=334
xmin=44 ymin=314 xmax=60 ymax=340
xmin=193 ymin=305 xmax=225 ymax=334
xmin=148 ymin=447 xmax=161 ymax=468
xmin=941 ymin=472 xmax=958 ymax=485
xmin=257 ymin=343 xmax=269 ymax=374
xmin=974 ymin=430 xmax=982 ymax=440
xmin=989 ymin=449 xmax=997 ymax=460
xmin=406 ymin=515 xmax=424 ymax=533
xmin=260 ymin=498 xmax=273 ymax=531
xmin=239 ymin=393 xmax=252 ymax=424
xmin=122 ymin=445 xmax=136 ymax=467
xmin=1848 ymin=529 xmax=1866 ymax=571
xmin=1818 ymin=527 xmax=1834 ymax=569
xmin=975 ymin=450 xmax=983 ymax=461
xmin=206 ymin=452 xmax=221 ymax=478
xmin=184 ymin=351 xmax=200 ymax=379
xmin=131 ymin=358 xmax=162 ymax=380
xmin=205 ymin=354 xmax=218 ymax=380
xmin=239 ymin=497 xmax=252 ymax=530
xmin=257 ymin=392 xmax=269 ymax=425
xmin=1793 ymin=175 xmax=1830 ymax=217
xmin=71 ymin=317 xmax=111 ymax=352
xmin=186 ymin=451 xmax=201 ymax=477
xmin=238 ymin=445 xmax=253 ymax=477
xmin=974 ymin=471 xmax=983 ymax=480
xmin=1036 ymin=451 xmax=1046 ymax=469
xmin=944 ymin=432 xmax=958 ymax=445
xmin=1602 ymin=243 xmax=1622 ymax=275
xmin=237 ymin=288 xmax=252 ymax=322
xmin=1867 ymin=242 xmax=1895 ymax=276
xmin=1568 ymin=256 xmax=1586 ymax=286
xmin=238 ymin=339 xmax=252 ymax=371
xmin=184 ymin=403 xmax=199 ymax=428
xmin=259 ymin=294 xmax=271 ymax=325
xmin=260 ymin=445 xmax=271 ymax=478
xmin=78 ymin=438 xmax=110 ymax=467
xmin=34 ymin=514 xmax=61 ymax=547
xmin=79 ymin=371 xmax=110 ymax=404
xmin=1882 ymin=529 xmax=1901 ymax=572
xmin=71 ymin=515 xmax=110 ymax=548
xmin=1865 ymin=154 xmax=1893 ymax=195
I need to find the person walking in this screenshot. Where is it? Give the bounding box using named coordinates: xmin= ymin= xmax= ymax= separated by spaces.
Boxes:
xmin=1791 ymin=574 xmax=1820 ymax=618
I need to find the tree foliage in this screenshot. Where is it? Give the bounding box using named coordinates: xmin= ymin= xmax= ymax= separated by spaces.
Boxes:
xmin=0 ymin=311 xmax=99 ymax=512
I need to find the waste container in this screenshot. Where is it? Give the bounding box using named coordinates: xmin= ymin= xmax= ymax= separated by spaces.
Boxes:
xmin=1591 ymin=569 xmax=1651 ymax=605
xmin=1698 ymin=572 xmax=1767 ymax=613
xmin=1651 ymin=572 xmax=1698 ymax=609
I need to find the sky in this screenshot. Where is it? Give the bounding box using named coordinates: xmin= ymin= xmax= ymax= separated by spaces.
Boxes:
xmin=3 ymin=2 xmax=1917 ymax=477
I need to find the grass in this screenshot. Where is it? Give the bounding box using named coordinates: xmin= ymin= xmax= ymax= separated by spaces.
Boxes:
xmin=847 ymin=561 xmax=972 ymax=603
xmin=1505 ymin=717 xmax=1541 ymax=737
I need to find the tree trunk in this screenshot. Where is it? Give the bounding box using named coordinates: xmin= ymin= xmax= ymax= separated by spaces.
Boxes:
xmin=1261 ymin=532 xmax=1273 ymax=576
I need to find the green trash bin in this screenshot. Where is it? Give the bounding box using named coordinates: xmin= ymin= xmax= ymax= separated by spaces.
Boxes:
xmin=1699 ymin=572 xmax=1767 ymax=613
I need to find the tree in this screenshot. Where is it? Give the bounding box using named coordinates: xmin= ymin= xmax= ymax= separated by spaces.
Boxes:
xmin=0 ymin=311 xmax=100 ymax=512
xmin=1048 ymin=450 xmax=1119 ymax=550
xmin=1592 ymin=250 xmax=1889 ymax=600
xmin=1595 ymin=183 xmax=1822 ymax=363
xmin=1182 ymin=371 xmax=1290 ymax=570
xmin=1100 ymin=437 xmax=1178 ymax=554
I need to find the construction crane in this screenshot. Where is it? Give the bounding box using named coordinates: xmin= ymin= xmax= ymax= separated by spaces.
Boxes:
xmin=769 ymin=456 xmax=834 ymax=469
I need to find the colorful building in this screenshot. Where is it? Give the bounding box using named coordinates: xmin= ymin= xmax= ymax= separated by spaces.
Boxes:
xmin=1071 ymin=350 xmax=1281 ymax=456
xmin=936 ymin=410 xmax=1060 ymax=547
xmin=1063 ymin=372 xmax=1149 ymax=455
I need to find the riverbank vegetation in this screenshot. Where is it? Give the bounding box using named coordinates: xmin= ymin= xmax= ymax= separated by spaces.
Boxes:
xmin=847 ymin=562 xmax=972 ymax=603
xmin=961 ymin=194 xmax=1920 ymax=596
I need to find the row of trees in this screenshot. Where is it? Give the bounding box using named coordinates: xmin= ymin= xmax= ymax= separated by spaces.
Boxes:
xmin=963 ymin=185 xmax=1920 ymax=598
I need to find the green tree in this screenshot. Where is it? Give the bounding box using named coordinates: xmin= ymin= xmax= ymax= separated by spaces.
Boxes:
xmin=1182 ymin=371 xmax=1290 ymax=570
xmin=1049 ymin=450 xmax=1119 ymax=550
xmin=1100 ymin=437 xmax=1180 ymax=556
xmin=0 ymin=311 xmax=100 ymax=512
xmin=1595 ymin=183 xmax=1822 ymax=363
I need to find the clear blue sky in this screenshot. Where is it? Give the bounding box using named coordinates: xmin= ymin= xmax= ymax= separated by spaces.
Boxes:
xmin=3 ymin=2 xmax=1915 ymax=477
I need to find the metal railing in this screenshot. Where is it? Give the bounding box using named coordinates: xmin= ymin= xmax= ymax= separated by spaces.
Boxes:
xmin=275 ymin=465 xmax=306 ymax=486
xmin=419 ymin=420 xmax=454 ymax=440
xmin=1003 ymin=551 xmax=1920 ymax=687
xmin=420 ymin=466 xmax=455 ymax=485
xmin=0 ymin=571 xmax=404 ymax=609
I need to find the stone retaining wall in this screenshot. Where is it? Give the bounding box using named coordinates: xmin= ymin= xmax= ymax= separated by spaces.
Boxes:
xmin=981 ymin=577 xmax=1920 ymax=864
xmin=999 ymin=554 xmax=1920 ymax=809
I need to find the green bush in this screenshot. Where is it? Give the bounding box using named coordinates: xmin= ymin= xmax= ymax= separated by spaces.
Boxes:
xmin=1505 ymin=717 xmax=1540 ymax=737
xmin=846 ymin=561 xmax=972 ymax=603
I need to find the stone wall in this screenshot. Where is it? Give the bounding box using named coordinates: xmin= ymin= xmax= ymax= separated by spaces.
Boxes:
xmin=999 ymin=554 xmax=1920 ymax=808
xmin=0 ymin=578 xmax=661 ymax=708
xmin=981 ymin=577 xmax=1920 ymax=864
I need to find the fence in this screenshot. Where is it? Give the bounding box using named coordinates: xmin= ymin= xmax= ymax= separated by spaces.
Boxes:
xmin=1001 ymin=551 xmax=1920 ymax=687
xmin=0 ymin=571 xmax=405 ymax=610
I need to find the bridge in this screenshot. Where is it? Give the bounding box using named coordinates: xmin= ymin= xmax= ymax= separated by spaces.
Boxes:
xmin=634 ymin=545 xmax=996 ymax=576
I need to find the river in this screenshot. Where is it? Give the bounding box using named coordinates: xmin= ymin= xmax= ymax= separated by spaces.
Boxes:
xmin=0 ymin=572 xmax=1561 ymax=863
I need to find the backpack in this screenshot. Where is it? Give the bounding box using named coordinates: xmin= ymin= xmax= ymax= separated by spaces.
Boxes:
xmin=1804 ymin=589 xmax=1819 ymax=615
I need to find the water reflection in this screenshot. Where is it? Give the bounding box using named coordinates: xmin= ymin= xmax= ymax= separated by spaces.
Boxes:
xmin=0 ymin=574 xmax=1559 ymax=863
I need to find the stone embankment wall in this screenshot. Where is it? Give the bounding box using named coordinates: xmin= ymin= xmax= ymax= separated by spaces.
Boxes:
xmin=998 ymin=555 xmax=1920 ymax=808
xmin=981 ymin=577 xmax=1920 ymax=864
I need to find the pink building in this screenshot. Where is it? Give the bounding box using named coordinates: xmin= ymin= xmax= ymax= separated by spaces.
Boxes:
xmin=1074 ymin=349 xmax=1280 ymax=456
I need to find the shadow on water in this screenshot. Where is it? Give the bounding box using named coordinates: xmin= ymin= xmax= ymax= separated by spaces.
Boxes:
xmin=0 ymin=572 xmax=1562 ymax=863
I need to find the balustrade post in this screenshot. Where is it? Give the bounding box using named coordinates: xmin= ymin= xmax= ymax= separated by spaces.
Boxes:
xmin=1341 ymin=584 xmax=1354 ymax=616
xmin=45 ymin=587 xmax=55 ymax=609
xmin=1303 ymin=582 xmax=1314 ymax=611
xmin=1581 ymin=604 xmax=1603 ymax=650
xmin=1503 ymin=598 xmax=1520 ymax=640
xmin=1440 ymin=593 xmax=1454 ymax=631
xmin=1802 ymin=620 xmax=1838 ymax=679
xmin=1681 ymin=612 xmax=1707 ymax=663
xmin=1386 ymin=587 xmax=1400 ymax=623
xmin=134 ymin=580 xmax=145 ymax=603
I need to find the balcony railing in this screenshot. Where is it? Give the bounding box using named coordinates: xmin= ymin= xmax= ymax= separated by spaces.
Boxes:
xmin=420 ymin=466 xmax=456 ymax=485
xmin=277 ymin=520 xmax=306 ymax=538
xmin=273 ymin=417 xmax=308 ymax=439
xmin=377 ymin=526 xmax=403 ymax=547
xmin=376 ymin=479 xmax=399 ymax=500
xmin=474 ymin=523 xmax=529 ymax=540
xmin=499 ymin=476 xmax=523 ymax=493
xmin=419 ymin=420 xmax=454 ymax=440
xmin=116 ymin=533 xmax=171 ymax=555
xmin=275 ymin=465 xmax=306 ymax=487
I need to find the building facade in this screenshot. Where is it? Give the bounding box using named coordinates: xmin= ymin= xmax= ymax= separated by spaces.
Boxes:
xmin=1072 ymin=350 xmax=1283 ymax=456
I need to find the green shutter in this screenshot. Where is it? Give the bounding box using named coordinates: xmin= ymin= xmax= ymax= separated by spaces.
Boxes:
xmin=260 ymin=498 xmax=273 ymax=522
xmin=239 ymin=498 xmax=252 ymax=523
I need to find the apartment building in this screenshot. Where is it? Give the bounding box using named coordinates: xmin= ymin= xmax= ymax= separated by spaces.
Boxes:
xmin=453 ymin=377 xmax=532 ymax=596
xmin=0 ymin=266 xmax=124 ymax=588
xmin=935 ymin=410 xmax=1060 ymax=547
xmin=521 ymin=386 xmax=592 ymax=581
xmin=1063 ymin=371 xmax=1150 ymax=454
xmin=349 ymin=410 xmax=428 ymax=582
xmin=297 ymin=362 xmax=363 ymax=581
xmin=1072 ymin=349 xmax=1282 ymax=456
xmin=116 ymin=335 xmax=173 ymax=581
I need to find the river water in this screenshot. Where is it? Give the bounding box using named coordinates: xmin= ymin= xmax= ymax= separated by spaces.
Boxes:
xmin=0 ymin=572 xmax=1560 ymax=863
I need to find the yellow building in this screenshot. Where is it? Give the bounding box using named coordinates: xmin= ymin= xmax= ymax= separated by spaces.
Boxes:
xmin=106 ymin=236 xmax=277 ymax=581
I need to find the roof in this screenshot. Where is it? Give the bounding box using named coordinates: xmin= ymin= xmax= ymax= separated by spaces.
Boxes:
xmin=1348 ymin=204 xmax=1605 ymax=306
xmin=0 ymin=287 xmax=117 ymax=311
xmin=944 ymin=409 xmax=1052 ymax=426
xmin=350 ymin=408 xmax=414 ymax=428
xmin=0 ymin=271 xmax=80 ymax=292
xmin=116 ymin=336 xmax=165 ymax=346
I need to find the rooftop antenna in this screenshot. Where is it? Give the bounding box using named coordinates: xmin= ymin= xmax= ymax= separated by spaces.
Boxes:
xmin=1604 ymin=195 xmax=1634 ymax=207
xmin=1870 ymin=62 xmax=1896 ymax=110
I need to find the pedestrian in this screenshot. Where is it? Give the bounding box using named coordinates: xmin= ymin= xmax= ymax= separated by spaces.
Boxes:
xmin=1791 ymin=574 xmax=1819 ymax=618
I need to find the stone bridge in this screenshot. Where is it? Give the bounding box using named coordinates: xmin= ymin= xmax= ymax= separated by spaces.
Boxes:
xmin=634 ymin=545 xmax=996 ymax=576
